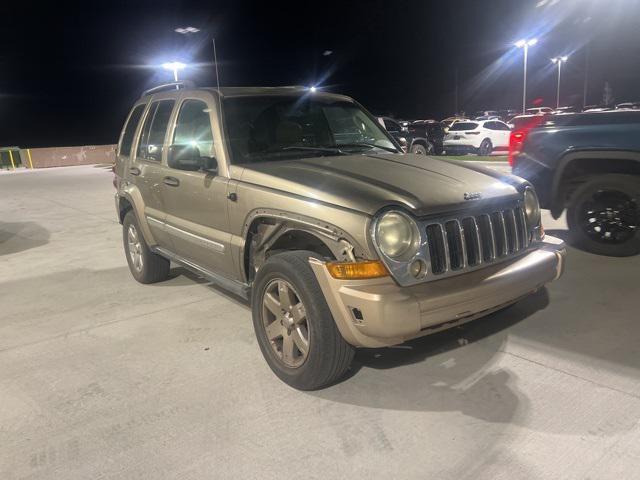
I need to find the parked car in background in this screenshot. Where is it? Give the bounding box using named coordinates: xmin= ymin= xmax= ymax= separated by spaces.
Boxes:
xmin=499 ymin=109 xmax=520 ymax=121
xmin=526 ymin=107 xmax=554 ymax=115
xmin=473 ymin=110 xmax=500 ymax=119
xmin=583 ymin=105 xmax=611 ymax=112
xmin=508 ymin=114 xmax=547 ymax=130
xmin=511 ymin=110 xmax=640 ymax=256
xmin=407 ymin=120 xmax=445 ymax=154
xmin=553 ymin=106 xmax=580 ymax=114
xmin=444 ymin=119 xmax=511 ymax=156
xmin=475 ymin=115 xmax=501 ymax=121
xmin=380 ymin=117 xmax=441 ymax=155
xmin=615 ymin=102 xmax=640 ymax=110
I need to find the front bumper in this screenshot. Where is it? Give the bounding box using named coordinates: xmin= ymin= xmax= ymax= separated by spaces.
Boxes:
xmin=310 ymin=236 xmax=566 ymax=348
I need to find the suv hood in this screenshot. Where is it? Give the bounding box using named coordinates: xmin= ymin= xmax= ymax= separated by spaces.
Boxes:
xmin=236 ymin=154 xmax=521 ymax=217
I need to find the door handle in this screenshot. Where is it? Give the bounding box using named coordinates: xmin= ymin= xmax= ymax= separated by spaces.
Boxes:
xmin=129 ymin=167 xmax=141 ymax=176
xmin=163 ymin=176 xmax=180 ymax=187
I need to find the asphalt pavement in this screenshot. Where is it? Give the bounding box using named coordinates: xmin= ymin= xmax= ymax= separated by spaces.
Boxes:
xmin=1 ymin=164 xmax=639 ymax=479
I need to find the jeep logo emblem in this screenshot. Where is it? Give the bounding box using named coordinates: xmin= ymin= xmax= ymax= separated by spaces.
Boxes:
xmin=464 ymin=192 xmax=481 ymax=201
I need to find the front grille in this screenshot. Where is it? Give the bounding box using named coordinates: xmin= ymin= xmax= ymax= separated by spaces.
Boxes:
xmin=426 ymin=206 xmax=529 ymax=275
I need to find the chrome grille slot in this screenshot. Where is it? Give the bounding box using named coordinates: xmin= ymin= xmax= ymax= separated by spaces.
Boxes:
xmin=461 ymin=217 xmax=481 ymax=266
xmin=490 ymin=212 xmax=507 ymax=257
xmin=476 ymin=214 xmax=495 ymax=262
xmin=426 ymin=224 xmax=446 ymax=274
xmin=444 ymin=220 xmax=465 ymax=270
xmin=515 ymin=207 xmax=528 ymax=250
xmin=503 ymin=209 xmax=518 ymax=254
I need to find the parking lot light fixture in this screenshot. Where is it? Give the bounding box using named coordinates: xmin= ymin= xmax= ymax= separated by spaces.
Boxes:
xmin=174 ymin=26 xmax=200 ymax=34
xmin=162 ymin=61 xmax=186 ymax=83
xmin=309 ymin=86 xmax=317 ymax=93
xmin=515 ymin=38 xmax=538 ymax=113
xmin=551 ymin=55 xmax=568 ymax=109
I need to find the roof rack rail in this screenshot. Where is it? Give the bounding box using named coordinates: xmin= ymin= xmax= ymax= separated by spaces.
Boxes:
xmin=141 ymin=80 xmax=196 ymax=97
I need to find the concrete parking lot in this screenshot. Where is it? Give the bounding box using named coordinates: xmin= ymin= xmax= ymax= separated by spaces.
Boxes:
xmin=1 ymin=164 xmax=639 ymax=479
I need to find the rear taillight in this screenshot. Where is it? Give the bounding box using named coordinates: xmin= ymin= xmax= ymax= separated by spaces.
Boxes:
xmin=508 ymin=115 xmax=545 ymax=167
xmin=508 ymin=130 xmax=526 ymax=167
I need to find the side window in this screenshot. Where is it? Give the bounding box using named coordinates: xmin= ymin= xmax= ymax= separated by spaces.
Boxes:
xmin=137 ymin=100 xmax=175 ymax=162
xmin=384 ymin=119 xmax=400 ymax=132
xmin=496 ymin=122 xmax=510 ymax=131
xmin=119 ymin=104 xmax=145 ymax=157
xmin=172 ymin=100 xmax=215 ymax=158
xmin=485 ymin=121 xmax=497 ymax=130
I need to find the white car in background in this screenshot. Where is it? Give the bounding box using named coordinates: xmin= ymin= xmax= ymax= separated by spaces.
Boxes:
xmin=443 ymin=119 xmax=511 ymax=156
xmin=526 ymin=107 xmax=554 ymax=115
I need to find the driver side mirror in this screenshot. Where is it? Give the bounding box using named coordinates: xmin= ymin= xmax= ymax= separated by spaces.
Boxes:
xmin=168 ymin=144 xmax=217 ymax=173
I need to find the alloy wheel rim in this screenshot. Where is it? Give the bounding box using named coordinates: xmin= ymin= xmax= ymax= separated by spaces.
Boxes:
xmin=127 ymin=225 xmax=144 ymax=272
xmin=580 ymin=189 xmax=638 ymax=244
xmin=261 ymin=279 xmax=309 ymax=368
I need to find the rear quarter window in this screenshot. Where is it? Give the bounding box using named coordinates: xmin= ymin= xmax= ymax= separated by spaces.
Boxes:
xmin=119 ymin=104 xmax=145 ymax=157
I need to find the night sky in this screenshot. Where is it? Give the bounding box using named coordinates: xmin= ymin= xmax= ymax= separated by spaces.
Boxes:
xmin=2 ymin=0 xmax=640 ymax=148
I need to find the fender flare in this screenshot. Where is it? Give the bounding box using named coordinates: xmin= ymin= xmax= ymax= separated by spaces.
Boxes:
xmin=240 ymin=209 xmax=370 ymax=283
xmin=117 ymin=187 xmax=156 ymax=246
xmin=550 ymin=149 xmax=640 ymax=217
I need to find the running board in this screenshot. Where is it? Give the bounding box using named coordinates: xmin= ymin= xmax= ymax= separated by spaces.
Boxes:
xmin=153 ymin=246 xmax=250 ymax=300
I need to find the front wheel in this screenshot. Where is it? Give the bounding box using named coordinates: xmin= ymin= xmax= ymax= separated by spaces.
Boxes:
xmin=251 ymin=250 xmax=355 ymax=390
xmin=566 ymin=174 xmax=640 ymax=256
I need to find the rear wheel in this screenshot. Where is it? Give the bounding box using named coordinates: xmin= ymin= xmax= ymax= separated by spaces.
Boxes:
xmin=251 ymin=250 xmax=355 ymax=390
xmin=567 ymin=174 xmax=640 ymax=256
xmin=122 ymin=211 xmax=170 ymax=283
xmin=478 ymin=138 xmax=493 ymax=156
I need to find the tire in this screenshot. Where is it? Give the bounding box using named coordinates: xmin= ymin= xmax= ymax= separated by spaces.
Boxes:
xmin=566 ymin=174 xmax=640 ymax=257
xmin=122 ymin=210 xmax=170 ymax=283
xmin=251 ymin=250 xmax=355 ymax=390
xmin=425 ymin=141 xmax=435 ymax=154
xmin=478 ymin=138 xmax=493 ymax=156
xmin=410 ymin=143 xmax=427 ymax=155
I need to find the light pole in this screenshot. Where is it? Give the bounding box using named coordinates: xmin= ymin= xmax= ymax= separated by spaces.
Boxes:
xmin=551 ymin=56 xmax=568 ymax=109
xmin=174 ymin=26 xmax=222 ymax=91
xmin=515 ymin=38 xmax=538 ymax=113
xmin=162 ymin=61 xmax=186 ymax=83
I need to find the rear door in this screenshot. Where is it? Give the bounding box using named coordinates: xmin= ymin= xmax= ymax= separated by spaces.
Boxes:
xmin=160 ymin=93 xmax=235 ymax=278
xmin=130 ymin=98 xmax=176 ymax=248
xmin=491 ymin=121 xmax=511 ymax=148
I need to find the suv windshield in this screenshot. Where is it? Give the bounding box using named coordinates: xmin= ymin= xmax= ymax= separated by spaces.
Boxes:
xmin=222 ymin=95 xmax=398 ymax=164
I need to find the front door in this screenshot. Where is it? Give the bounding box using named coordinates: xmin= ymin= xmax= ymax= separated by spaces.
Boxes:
xmin=160 ymin=96 xmax=235 ymax=278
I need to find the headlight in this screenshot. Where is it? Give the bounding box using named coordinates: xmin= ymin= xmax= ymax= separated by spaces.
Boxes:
xmin=375 ymin=211 xmax=420 ymax=260
xmin=524 ymin=188 xmax=541 ymax=228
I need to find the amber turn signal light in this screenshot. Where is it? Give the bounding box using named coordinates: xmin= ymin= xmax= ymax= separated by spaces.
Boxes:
xmin=326 ymin=260 xmax=389 ymax=280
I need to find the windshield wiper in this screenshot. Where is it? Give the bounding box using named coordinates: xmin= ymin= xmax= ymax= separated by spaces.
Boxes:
xmin=334 ymin=143 xmax=399 ymax=154
xmin=280 ymin=146 xmax=347 ymax=155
